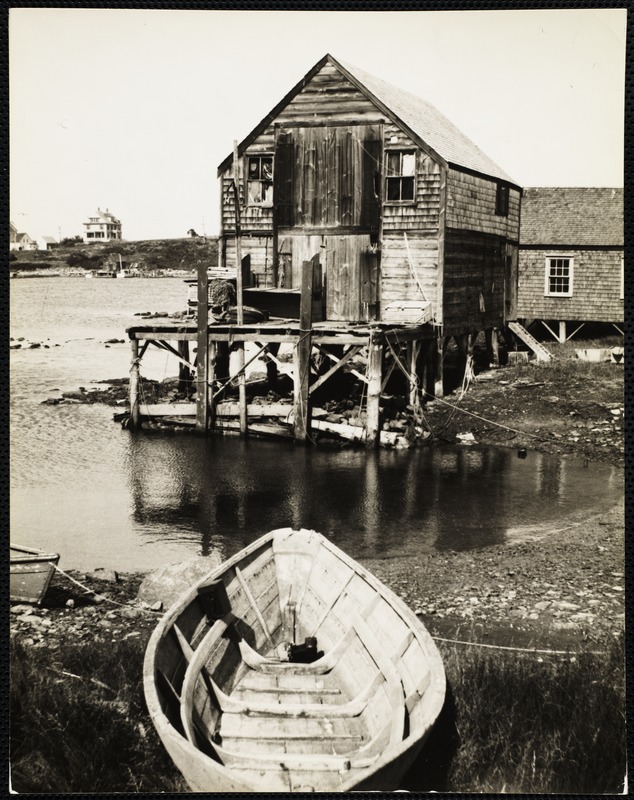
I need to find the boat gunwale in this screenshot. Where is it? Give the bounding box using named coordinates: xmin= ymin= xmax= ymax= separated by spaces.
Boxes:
xmin=10 ymin=543 xmax=60 ymax=562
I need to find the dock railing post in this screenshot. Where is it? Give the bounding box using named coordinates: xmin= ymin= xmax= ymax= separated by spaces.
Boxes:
xmin=293 ymin=255 xmax=316 ymax=443
xmin=196 ymin=261 xmax=209 ymax=432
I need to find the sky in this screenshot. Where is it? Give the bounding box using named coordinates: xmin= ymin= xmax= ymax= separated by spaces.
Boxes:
xmin=9 ymin=7 xmax=626 ymax=242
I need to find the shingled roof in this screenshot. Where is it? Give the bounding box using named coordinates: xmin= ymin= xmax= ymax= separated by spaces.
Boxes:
xmin=520 ymin=188 xmax=623 ymax=247
xmin=218 ymin=54 xmax=517 ymax=186
xmin=335 ymin=57 xmax=516 ymax=184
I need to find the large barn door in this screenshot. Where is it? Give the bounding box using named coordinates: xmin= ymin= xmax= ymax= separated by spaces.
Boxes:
xmin=274 ymin=123 xmax=382 ymax=321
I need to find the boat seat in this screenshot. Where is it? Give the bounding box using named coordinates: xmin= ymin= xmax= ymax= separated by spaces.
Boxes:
xmin=210 ymin=668 xmax=385 ymax=717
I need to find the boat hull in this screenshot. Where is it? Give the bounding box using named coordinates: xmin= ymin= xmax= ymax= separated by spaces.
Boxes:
xmin=10 ymin=545 xmax=60 ymax=605
xmin=144 ymin=528 xmax=445 ymax=792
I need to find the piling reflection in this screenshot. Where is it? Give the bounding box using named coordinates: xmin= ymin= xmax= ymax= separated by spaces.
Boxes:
xmin=124 ymin=435 xmax=622 ymax=565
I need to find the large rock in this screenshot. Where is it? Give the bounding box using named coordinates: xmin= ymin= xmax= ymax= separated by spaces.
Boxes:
xmin=137 ymin=556 xmax=222 ymax=610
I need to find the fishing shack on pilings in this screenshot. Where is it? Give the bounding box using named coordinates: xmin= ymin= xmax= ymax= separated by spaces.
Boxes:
xmin=128 ymin=54 xmax=522 ymax=446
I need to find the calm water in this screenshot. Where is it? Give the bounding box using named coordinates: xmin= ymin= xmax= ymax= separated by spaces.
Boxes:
xmin=10 ymin=278 xmax=623 ymax=572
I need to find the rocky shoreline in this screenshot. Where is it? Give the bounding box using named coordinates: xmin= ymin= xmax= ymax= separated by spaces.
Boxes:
xmin=10 ymin=501 xmax=623 ymax=654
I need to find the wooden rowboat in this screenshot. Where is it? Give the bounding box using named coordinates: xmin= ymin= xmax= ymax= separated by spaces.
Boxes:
xmin=10 ymin=544 xmax=60 ymax=605
xmin=143 ymin=528 xmax=445 ymax=792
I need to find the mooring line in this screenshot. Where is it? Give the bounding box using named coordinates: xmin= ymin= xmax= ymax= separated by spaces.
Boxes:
xmin=432 ymin=635 xmax=604 ymax=656
xmin=50 ymin=563 xmax=161 ymax=615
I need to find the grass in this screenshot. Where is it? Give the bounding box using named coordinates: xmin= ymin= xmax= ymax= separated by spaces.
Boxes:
xmin=10 ymin=637 xmax=186 ymax=793
xmin=11 ymin=631 xmax=625 ymax=793
xmin=409 ymin=632 xmax=626 ymax=793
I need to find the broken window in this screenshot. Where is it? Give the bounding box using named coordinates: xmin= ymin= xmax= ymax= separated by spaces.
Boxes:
xmin=545 ymin=257 xmax=573 ymax=296
xmin=496 ymin=183 xmax=509 ymax=216
xmin=247 ymin=156 xmax=273 ymax=207
xmin=385 ymin=150 xmax=416 ymax=202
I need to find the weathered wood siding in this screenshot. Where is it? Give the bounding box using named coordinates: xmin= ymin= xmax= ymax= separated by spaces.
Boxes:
xmin=279 ymin=62 xmax=383 ymax=125
xmin=446 ymin=169 xmax=520 ymax=239
xmin=382 ymin=124 xmax=442 ymax=233
xmin=274 ymin=124 xmax=381 ymax=230
xmin=517 ymin=248 xmax=624 ymax=322
xmin=442 ymin=230 xmax=507 ymax=336
xmin=223 ymin=235 xmax=275 ymax=287
xmin=380 ymin=234 xmax=440 ymax=317
xmin=378 ymin=126 xmax=443 ymax=320
xmin=220 ymin=62 xmax=384 ymax=241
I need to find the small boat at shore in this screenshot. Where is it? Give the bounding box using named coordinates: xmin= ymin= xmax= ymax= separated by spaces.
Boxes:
xmin=10 ymin=544 xmax=60 ymax=605
xmin=85 ymin=270 xmax=116 ymax=279
xmin=143 ymin=528 xmax=445 ymax=792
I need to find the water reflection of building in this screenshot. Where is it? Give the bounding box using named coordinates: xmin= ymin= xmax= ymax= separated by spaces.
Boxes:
xmin=124 ymin=434 xmax=619 ymax=563
xmin=432 ymin=447 xmax=510 ymax=551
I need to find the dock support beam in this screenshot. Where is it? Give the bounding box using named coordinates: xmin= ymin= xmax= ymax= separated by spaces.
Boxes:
xmin=129 ymin=338 xmax=141 ymax=430
xmin=366 ymin=335 xmax=383 ymax=448
xmin=293 ymin=257 xmax=316 ymax=443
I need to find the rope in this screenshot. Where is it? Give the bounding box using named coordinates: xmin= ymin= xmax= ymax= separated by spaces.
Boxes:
xmin=426 ymin=391 xmax=561 ymax=442
xmin=50 ymin=563 xmax=161 ymax=615
xmin=431 ymin=635 xmax=605 ymax=656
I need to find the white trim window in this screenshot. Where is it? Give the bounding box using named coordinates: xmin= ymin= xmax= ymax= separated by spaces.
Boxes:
xmin=545 ymin=256 xmax=573 ymax=297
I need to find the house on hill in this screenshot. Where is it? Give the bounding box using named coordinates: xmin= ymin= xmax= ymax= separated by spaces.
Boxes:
xmin=83 ymin=208 xmax=122 ymax=243
xmin=10 ymin=221 xmax=38 ymax=251
xmin=216 ymin=53 xmax=521 ymax=344
xmin=38 ymin=236 xmax=59 ymax=251
xmin=517 ymin=188 xmax=624 ymax=342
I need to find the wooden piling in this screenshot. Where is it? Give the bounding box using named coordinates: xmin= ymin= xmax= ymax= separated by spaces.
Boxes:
xmin=485 ymin=327 xmax=499 ymax=367
xmin=129 ymin=338 xmax=141 ymax=430
xmin=233 ymin=142 xmax=248 ymax=437
xmin=293 ymin=257 xmax=315 ymax=443
xmin=178 ymin=340 xmax=191 ymax=392
xmin=196 ymin=261 xmax=209 ymax=432
xmin=366 ymin=334 xmax=383 ymax=448
xmin=407 ymin=341 xmax=421 ymax=408
xmin=434 ymin=336 xmax=446 ymax=399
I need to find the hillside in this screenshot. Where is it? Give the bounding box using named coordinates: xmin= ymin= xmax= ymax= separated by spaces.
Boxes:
xmin=10 ymin=236 xmax=219 ymax=276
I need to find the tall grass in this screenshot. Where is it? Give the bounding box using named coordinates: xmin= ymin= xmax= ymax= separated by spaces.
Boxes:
xmin=409 ymin=633 xmax=626 ymax=793
xmin=10 ymin=637 xmax=186 ymax=793
xmin=11 ymin=633 xmax=625 ymax=793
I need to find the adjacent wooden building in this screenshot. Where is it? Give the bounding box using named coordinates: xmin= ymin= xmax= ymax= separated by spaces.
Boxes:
xmin=217 ymin=54 xmax=521 ymax=337
xmin=517 ymin=187 xmax=624 ymax=342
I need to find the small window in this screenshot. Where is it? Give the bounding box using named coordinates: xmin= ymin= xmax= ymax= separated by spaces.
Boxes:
xmin=385 ymin=150 xmax=416 ymax=202
xmin=247 ymin=156 xmax=273 ymax=207
xmin=545 ymin=256 xmax=573 ymax=296
xmin=496 ymin=183 xmax=509 ymax=216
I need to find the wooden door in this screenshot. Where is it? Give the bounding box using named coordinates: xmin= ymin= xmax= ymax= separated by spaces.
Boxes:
xmin=274 ymin=123 xmax=382 ymax=321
